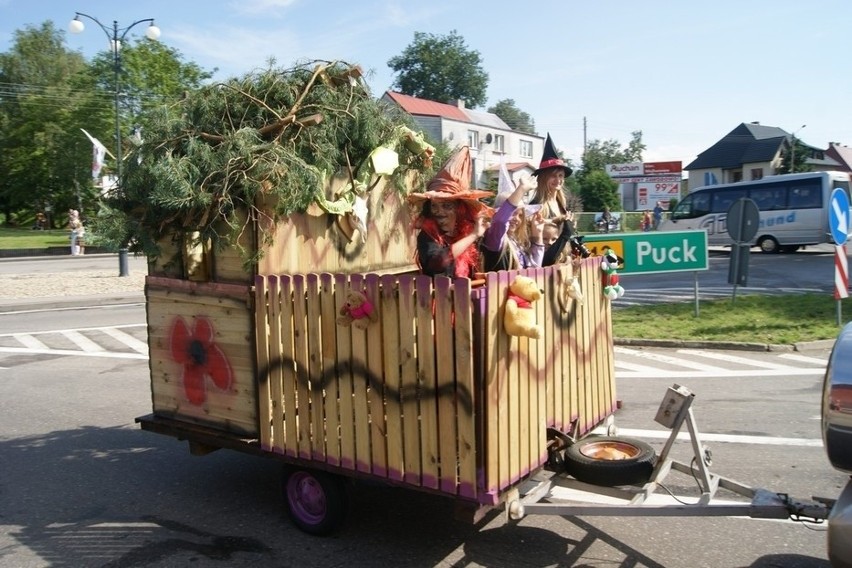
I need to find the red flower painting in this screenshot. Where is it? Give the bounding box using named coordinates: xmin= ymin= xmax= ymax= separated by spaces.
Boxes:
xmin=169 ymin=316 xmax=233 ymax=405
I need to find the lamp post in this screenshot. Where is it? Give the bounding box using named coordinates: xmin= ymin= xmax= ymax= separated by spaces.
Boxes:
xmin=69 ymin=12 xmax=160 ymax=276
xmin=790 ymin=124 xmax=806 ymax=174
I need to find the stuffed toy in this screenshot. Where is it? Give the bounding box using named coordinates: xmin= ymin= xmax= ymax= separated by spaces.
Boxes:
xmin=504 ymin=275 xmax=543 ymax=339
xmin=557 ymin=266 xmax=583 ymax=313
xmin=337 ymin=290 xmax=378 ymax=330
xmin=601 ymin=248 xmax=625 ymax=300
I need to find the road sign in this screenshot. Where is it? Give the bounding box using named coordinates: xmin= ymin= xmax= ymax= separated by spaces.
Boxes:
xmin=829 ymin=188 xmax=850 ymax=245
xmin=726 ymin=198 xmax=759 ymax=244
xmin=584 ymin=230 xmax=708 ymax=274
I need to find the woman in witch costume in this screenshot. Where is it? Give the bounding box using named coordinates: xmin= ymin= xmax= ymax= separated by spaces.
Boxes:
xmin=409 ymin=146 xmax=492 ymax=278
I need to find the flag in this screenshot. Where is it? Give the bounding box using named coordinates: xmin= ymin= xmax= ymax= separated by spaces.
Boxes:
xmin=80 ymin=128 xmax=114 ymax=179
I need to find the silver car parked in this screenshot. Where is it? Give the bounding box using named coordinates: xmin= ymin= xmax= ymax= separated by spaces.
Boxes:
xmin=823 ymin=323 xmax=852 ymax=567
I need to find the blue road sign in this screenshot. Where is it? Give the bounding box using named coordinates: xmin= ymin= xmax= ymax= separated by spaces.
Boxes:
xmin=829 ymin=188 xmax=850 ymax=245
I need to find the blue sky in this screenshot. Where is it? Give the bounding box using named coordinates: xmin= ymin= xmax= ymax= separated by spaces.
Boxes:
xmin=2 ymin=0 xmax=851 ymax=170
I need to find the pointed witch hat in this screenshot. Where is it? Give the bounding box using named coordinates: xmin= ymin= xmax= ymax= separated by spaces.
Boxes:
xmin=408 ymin=146 xmax=493 ymax=211
xmin=493 ymin=155 xmax=541 ymax=215
xmin=533 ymin=133 xmax=572 ymax=177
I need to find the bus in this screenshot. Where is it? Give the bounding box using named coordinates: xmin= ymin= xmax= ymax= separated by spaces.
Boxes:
xmin=658 ymin=171 xmax=852 ymax=253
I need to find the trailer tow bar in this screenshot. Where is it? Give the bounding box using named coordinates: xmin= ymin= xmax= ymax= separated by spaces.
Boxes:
xmin=507 ymin=384 xmax=832 ymax=524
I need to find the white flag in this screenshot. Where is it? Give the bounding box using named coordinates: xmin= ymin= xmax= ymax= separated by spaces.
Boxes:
xmin=80 ymin=128 xmax=114 ymax=179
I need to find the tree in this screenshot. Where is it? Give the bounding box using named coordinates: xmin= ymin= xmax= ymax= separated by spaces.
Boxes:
xmin=388 ymin=30 xmax=488 ymax=108
xmin=488 ymin=99 xmax=535 ymax=134
xmin=0 ymin=22 xmax=91 ymax=226
xmin=779 ymin=139 xmax=812 ymax=174
xmin=578 ymin=170 xmax=620 ymax=212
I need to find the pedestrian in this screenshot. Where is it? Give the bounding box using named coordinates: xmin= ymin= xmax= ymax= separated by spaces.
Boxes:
xmin=653 ymin=201 xmax=664 ymax=230
xmin=529 ymin=133 xmax=575 ymax=231
xmin=409 ymin=146 xmax=492 ymax=278
xmin=642 ymin=209 xmax=652 ymax=232
xmin=68 ymin=209 xmax=82 ymax=256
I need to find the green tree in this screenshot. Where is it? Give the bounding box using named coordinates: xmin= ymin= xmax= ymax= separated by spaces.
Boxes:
xmin=779 ymin=139 xmax=812 ymax=174
xmin=0 ymin=22 xmax=92 ymax=227
xmin=388 ymin=30 xmax=488 ymax=108
xmin=581 ymin=130 xmax=645 ymax=173
xmin=578 ymin=170 xmax=620 ymax=212
xmin=488 ymin=98 xmax=535 ymax=134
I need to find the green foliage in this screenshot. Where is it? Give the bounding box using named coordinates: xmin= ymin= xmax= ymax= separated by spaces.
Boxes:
xmin=613 ymin=293 xmax=847 ymax=344
xmin=488 ymin=99 xmax=535 ymax=134
xmin=779 ymin=139 xmax=812 ymax=174
xmin=581 ymin=130 xmax=645 ymax=173
xmin=577 ymin=170 xmax=620 ymax=212
xmin=102 ymin=61 xmax=435 ymax=264
xmin=388 ymin=30 xmax=488 ymax=108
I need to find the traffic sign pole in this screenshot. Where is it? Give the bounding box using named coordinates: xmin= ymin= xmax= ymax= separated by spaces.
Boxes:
xmin=836 ymin=244 xmax=848 ymax=325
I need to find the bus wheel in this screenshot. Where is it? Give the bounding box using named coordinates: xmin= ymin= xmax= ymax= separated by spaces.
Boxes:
xmin=563 ymin=436 xmax=656 ymax=487
xmin=283 ymin=467 xmax=348 ymax=535
xmin=757 ymin=236 xmax=780 ymax=254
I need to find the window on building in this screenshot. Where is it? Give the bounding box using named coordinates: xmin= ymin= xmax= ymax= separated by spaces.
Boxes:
xmin=731 ymin=171 xmax=743 ymax=183
xmin=750 ymin=168 xmax=763 ymax=180
xmin=520 ymin=139 xmax=533 ymax=159
xmin=468 ymin=130 xmax=479 ymax=149
xmin=494 ymin=134 xmax=505 ymax=153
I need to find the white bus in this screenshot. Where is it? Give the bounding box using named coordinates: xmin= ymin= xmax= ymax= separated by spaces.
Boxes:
xmin=658 ymin=171 xmax=852 ymax=253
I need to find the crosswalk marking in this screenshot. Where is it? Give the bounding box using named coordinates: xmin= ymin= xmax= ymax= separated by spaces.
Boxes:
xmin=615 ymin=346 xmax=723 ymax=372
xmin=680 ymin=349 xmax=798 ymax=370
xmin=99 ymin=327 xmax=148 ymax=354
xmin=13 ymin=333 xmax=48 ymax=350
xmin=65 ymin=330 xmax=105 ymax=352
xmin=778 ymin=352 xmax=830 ymax=365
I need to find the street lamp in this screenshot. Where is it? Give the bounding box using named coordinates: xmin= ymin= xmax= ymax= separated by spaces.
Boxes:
xmin=69 ymin=12 xmax=160 ymax=276
xmin=790 ymin=124 xmax=806 ymax=174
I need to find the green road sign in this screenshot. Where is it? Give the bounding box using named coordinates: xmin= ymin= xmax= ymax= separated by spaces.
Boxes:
xmin=583 ymin=230 xmax=708 ymax=274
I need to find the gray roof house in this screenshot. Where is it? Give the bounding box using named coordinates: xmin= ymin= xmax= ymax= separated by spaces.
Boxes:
xmin=382 ymin=91 xmax=544 ymax=189
xmin=685 ymin=122 xmax=843 ymax=191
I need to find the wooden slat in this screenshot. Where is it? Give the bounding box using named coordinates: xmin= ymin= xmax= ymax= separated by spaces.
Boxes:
xmin=433 ymin=277 xmax=457 ymax=493
xmin=380 ymin=274 xmax=404 ymax=482
xmin=254 ymin=276 xmax=272 ymax=451
xmin=291 ymin=275 xmax=312 ymax=459
xmin=483 ymin=271 xmax=502 ymax=498
xmin=365 ymin=275 xmax=387 ymax=478
xmin=398 ymin=275 xmax=421 ymax=485
xmin=453 ymin=278 xmax=477 ymax=499
xmin=319 ymin=273 xmax=340 ymax=466
xmin=276 ymin=275 xmax=299 ymax=457
xmin=415 ymin=275 xmax=439 ymax=489
xmin=305 ymin=274 xmax=326 ymax=461
xmin=349 ymin=274 xmax=371 ymax=473
xmin=334 ymin=274 xmax=356 ymax=470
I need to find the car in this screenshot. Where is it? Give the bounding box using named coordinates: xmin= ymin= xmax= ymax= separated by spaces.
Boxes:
xmin=823 ymin=322 xmax=852 ymax=567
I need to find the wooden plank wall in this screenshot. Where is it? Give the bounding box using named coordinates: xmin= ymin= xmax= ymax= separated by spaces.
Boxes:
xmin=255 ymin=273 xmax=479 ymax=499
xmin=254 ymin=259 xmax=616 ymax=505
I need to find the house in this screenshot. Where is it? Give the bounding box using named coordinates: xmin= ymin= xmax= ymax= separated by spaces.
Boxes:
xmin=382 ymin=91 xmax=544 ymax=189
xmin=684 ymin=121 xmax=846 ymax=190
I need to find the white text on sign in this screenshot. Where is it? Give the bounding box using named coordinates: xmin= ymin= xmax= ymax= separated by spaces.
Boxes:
xmin=636 ymin=239 xmax=697 ymax=265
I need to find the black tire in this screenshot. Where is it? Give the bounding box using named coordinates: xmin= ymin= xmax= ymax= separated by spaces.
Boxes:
xmin=283 ymin=467 xmax=348 ymax=536
xmin=757 ymin=236 xmax=780 ymax=253
xmin=563 ymin=436 xmax=656 ymax=487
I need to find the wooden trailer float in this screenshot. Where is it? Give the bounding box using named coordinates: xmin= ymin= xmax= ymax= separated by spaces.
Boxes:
xmin=137 ymin=257 xmax=618 ymax=533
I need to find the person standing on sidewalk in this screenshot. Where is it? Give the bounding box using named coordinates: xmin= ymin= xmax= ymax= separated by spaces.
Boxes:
xmin=68 ymin=209 xmax=83 ymax=256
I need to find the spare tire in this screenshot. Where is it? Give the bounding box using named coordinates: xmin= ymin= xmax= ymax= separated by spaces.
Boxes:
xmin=564 ymin=436 xmax=656 ymax=487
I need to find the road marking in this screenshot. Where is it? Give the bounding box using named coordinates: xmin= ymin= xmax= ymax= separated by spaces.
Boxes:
xmin=99 ymin=327 xmax=148 ymax=354
xmin=617 ymin=368 xmax=824 ymax=379
xmin=64 ymin=330 xmax=105 ymax=352
xmin=778 ymin=353 xmax=829 ymax=365
xmin=13 ymin=333 xmax=48 ymax=350
xmin=593 ymin=426 xmax=823 ymax=447
xmin=0 ymin=346 xmax=147 ymax=360
xmin=678 ymin=349 xmax=798 ymax=370
xmin=616 ymin=346 xmax=724 ymax=371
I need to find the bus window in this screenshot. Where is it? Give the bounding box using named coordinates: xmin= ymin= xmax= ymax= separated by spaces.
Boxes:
xmin=789 ymin=181 xmax=822 ymax=209
xmin=671 ymin=193 xmax=710 ymax=220
xmin=711 ymin=189 xmax=747 ymax=213
xmin=749 ymin=186 xmax=787 ymax=211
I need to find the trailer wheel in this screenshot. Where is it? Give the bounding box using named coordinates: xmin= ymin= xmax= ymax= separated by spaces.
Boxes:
xmin=564 ymin=436 xmax=656 ymax=487
xmin=283 ymin=467 xmax=348 ymax=535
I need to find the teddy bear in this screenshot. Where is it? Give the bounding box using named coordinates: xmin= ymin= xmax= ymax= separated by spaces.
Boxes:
xmin=601 ymin=248 xmax=625 ymax=301
xmin=504 ymin=274 xmax=543 ymax=339
xmin=337 ymin=290 xmax=378 ymax=330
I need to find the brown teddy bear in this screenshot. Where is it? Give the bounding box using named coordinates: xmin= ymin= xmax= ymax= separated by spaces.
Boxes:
xmin=337 ymin=290 xmax=378 ymax=330
xmin=503 ymin=275 xmax=543 ymax=339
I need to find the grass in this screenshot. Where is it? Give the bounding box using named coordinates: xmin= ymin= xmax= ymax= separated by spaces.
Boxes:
xmin=613 ymin=293 xmax=849 ymax=344
xmin=0 ymin=227 xmax=70 ymax=249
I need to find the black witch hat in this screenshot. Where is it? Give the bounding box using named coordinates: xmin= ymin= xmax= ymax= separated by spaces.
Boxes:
xmin=533 ymin=133 xmax=572 ymax=177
